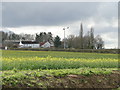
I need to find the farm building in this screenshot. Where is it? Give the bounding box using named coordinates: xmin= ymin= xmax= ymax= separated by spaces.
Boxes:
xmin=3 ymin=40 xmax=54 ymax=48
xmin=40 ymin=41 xmax=54 ymax=48
xmin=19 ymin=40 xmax=39 ymax=48
xmin=4 ymin=40 xmax=39 ymax=48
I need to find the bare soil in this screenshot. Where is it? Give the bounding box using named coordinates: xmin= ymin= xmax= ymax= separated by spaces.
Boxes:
xmin=2 ymin=70 xmax=120 ymax=89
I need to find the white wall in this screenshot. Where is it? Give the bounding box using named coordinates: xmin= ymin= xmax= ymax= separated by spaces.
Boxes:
xmin=41 ymin=42 xmax=51 ymax=48
xmin=20 ymin=44 xmax=39 ymax=48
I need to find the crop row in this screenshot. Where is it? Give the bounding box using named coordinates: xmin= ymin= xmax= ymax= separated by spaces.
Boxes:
xmin=2 ymin=56 xmax=118 ymax=70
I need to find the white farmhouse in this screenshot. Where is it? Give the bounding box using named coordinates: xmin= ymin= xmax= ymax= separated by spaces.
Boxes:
xmin=40 ymin=41 xmax=54 ymax=48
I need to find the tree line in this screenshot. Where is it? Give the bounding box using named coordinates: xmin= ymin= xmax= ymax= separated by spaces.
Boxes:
xmin=35 ymin=23 xmax=104 ymax=49
xmin=66 ymin=23 xmax=104 ymax=49
xmin=1 ymin=23 xmax=104 ymax=49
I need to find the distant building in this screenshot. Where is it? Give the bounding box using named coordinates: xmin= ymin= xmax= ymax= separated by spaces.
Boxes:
xmin=40 ymin=41 xmax=54 ymax=48
xmin=5 ymin=46 xmax=8 ymax=50
xmin=19 ymin=40 xmax=39 ymax=48
xmin=4 ymin=39 xmax=54 ymax=48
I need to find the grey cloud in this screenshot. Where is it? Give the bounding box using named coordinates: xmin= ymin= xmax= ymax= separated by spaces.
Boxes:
xmin=2 ymin=2 xmax=100 ymax=27
xmin=94 ymin=27 xmax=118 ymax=36
xmin=96 ymin=2 xmax=118 ymax=19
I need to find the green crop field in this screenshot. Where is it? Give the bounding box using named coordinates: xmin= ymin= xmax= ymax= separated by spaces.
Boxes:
xmin=1 ymin=50 xmax=120 ymax=88
xmin=1 ymin=50 xmax=119 ymax=70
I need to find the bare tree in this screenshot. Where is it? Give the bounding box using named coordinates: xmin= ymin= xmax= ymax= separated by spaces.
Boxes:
xmin=83 ymin=31 xmax=91 ymax=49
xmin=94 ymin=35 xmax=104 ymax=49
xmin=79 ymin=23 xmax=83 ymax=49
xmin=90 ymin=27 xmax=95 ymax=49
xmin=67 ymin=35 xmax=75 ymax=48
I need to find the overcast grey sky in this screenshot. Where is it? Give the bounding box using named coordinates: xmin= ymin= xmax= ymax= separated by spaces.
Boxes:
xmin=1 ymin=2 xmax=118 ymax=48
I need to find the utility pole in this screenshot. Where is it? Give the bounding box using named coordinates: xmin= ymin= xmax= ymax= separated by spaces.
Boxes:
xmin=63 ymin=27 xmax=69 ymax=49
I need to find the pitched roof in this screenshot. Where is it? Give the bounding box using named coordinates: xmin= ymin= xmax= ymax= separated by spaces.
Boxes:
xmin=40 ymin=42 xmax=46 ymax=46
xmin=21 ymin=41 xmax=39 ymax=44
